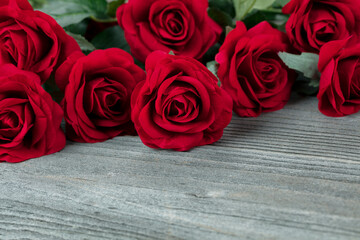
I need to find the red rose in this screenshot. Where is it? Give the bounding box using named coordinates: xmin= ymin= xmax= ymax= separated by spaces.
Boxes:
xmin=216 ymin=21 xmax=297 ymax=117
xmin=283 ymin=0 xmax=360 ymax=53
xmin=131 ymin=51 xmax=233 ymax=151
xmin=0 ymin=64 xmax=65 ymax=163
xmin=317 ymin=39 xmax=360 ymax=117
xmin=0 ymin=0 xmax=81 ymax=83
xmin=0 ymin=0 xmax=32 ymax=9
xmin=117 ymin=0 xmax=222 ymax=62
xmin=56 ymin=49 xmax=146 ymax=143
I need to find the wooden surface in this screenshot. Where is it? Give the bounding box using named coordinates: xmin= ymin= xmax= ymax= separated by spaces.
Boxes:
xmin=1 ymin=94 xmax=360 ymax=240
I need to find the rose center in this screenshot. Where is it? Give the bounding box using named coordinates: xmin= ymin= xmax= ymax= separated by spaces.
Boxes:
xmin=169 ymin=99 xmax=186 ymax=117
xmin=309 ymin=5 xmax=341 ymax=44
xmin=0 ymin=111 xmax=22 ymax=143
xmin=165 ymin=92 xmax=200 ymax=123
xmin=84 ymin=77 xmax=129 ymax=119
xmin=314 ymin=22 xmax=336 ymax=42
xmin=0 ymin=25 xmax=52 ymax=71
xmin=149 ymin=2 xmax=192 ymax=44
xmin=259 ymin=62 xmax=276 ymax=79
xmin=165 ymin=11 xmax=183 ymax=35
xmin=161 ymin=80 xmax=201 ymax=123
xmin=256 ymin=52 xmax=281 ymax=87
xmin=105 ymin=92 xmax=123 ymax=112
xmin=0 ymin=111 xmax=19 ymax=129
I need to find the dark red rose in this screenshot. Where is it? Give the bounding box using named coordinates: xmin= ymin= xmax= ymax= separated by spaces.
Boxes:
xmin=131 ymin=51 xmax=233 ymax=151
xmin=317 ymin=39 xmax=360 ymax=117
xmin=117 ymin=0 xmax=222 ymax=62
xmin=56 ymin=48 xmax=146 ymax=143
xmin=0 ymin=0 xmax=81 ymax=83
xmin=216 ymin=21 xmax=297 ymax=117
xmin=0 ymin=64 xmax=65 ymax=163
xmin=283 ymin=0 xmax=360 ymax=53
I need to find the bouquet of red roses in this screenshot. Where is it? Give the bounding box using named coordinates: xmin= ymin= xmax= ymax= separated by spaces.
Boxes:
xmin=1 ymin=0 xmax=359 ymax=162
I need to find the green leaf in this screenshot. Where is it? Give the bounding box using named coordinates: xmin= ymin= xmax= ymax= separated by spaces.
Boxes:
xmin=208 ymin=7 xmax=234 ymax=28
xmin=91 ymin=26 xmax=130 ymax=52
xmin=226 ymin=26 xmax=234 ymax=36
xmin=39 ymin=0 xmax=108 ymax=27
xmin=107 ymin=0 xmax=125 ymax=18
xmin=233 ymin=0 xmax=276 ymax=20
xmin=278 ymin=52 xmax=320 ymax=79
xmin=134 ymin=59 xmax=145 ymax=70
xmin=293 ymin=72 xmax=320 ymax=96
xmin=233 ymin=0 xmax=256 ymax=20
xmin=243 ymin=9 xmax=289 ymax=29
xmin=209 ymin=0 xmax=235 ymax=18
xmin=66 ymin=31 xmax=96 ymax=53
xmin=279 ymin=52 xmax=320 ymax=96
xmin=64 ymin=19 xmax=90 ymax=36
xmin=274 ymin=0 xmax=291 ymax=7
xmin=202 ymin=43 xmax=221 ymax=65
xmin=29 ymin=0 xmax=46 ymax=9
xmin=206 ymin=61 xmax=221 ymax=87
xmin=42 ymin=76 xmax=63 ymax=103
xmin=253 ymin=0 xmax=276 ymax=10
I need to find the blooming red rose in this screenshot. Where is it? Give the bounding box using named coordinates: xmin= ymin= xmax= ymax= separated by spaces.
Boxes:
xmin=0 ymin=0 xmax=81 ymax=83
xmin=317 ymin=39 xmax=360 ymax=117
xmin=117 ymin=0 xmax=222 ymax=62
xmin=216 ymin=21 xmax=297 ymax=117
xmin=283 ymin=0 xmax=360 ymax=53
xmin=0 ymin=64 xmax=65 ymax=163
xmin=56 ymin=48 xmax=146 ymax=143
xmin=131 ymin=51 xmax=233 ymax=151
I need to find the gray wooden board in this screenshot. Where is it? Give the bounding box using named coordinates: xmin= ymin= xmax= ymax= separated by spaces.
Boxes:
xmin=1 ymin=94 xmax=360 ymax=240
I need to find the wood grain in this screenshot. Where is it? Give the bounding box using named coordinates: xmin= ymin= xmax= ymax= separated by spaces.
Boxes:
xmin=1 ymin=94 xmax=359 ymax=240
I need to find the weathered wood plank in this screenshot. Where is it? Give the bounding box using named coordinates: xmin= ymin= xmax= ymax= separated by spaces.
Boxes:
xmin=1 ymin=94 xmax=360 ymax=240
